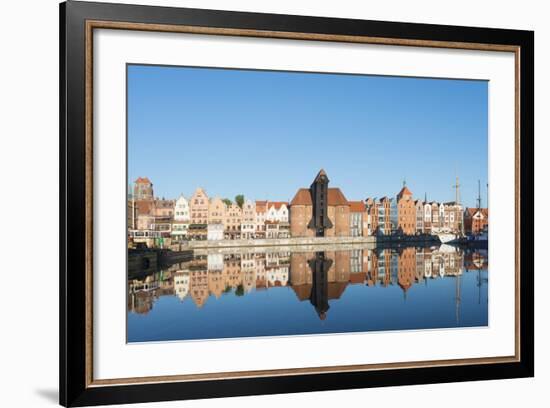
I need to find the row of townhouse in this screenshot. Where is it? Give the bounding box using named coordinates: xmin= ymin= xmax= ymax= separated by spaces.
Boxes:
xmin=289 ymin=172 xmax=465 ymax=238
xmin=129 ymin=178 xmax=291 ymax=245
xmin=129 ymin=173 xmax=484 ymax=247
xmin=364 ymin=186 xmax=465 ymax=236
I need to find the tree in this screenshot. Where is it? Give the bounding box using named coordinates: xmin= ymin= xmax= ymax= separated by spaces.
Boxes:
xmin=222 ymin=198 xmax=232 ymax=206
xmin=235 ymin=284 xmax=244 ymax=297
xmin=235 ymin=194 xmax=244 ymax=208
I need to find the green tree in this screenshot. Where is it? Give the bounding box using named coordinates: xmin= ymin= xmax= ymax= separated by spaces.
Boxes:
xmin=222 ymin=198 xmax=232 ymax=206
xmin=235 ymin=194 xmax=244 ymax=208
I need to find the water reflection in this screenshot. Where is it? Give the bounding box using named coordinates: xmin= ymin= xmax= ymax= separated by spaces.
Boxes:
xmin=128 ymin=244 xmax=488 ymax=342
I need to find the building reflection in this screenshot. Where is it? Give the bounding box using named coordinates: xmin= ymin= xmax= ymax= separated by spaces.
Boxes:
xmin=128 ymin=245 xmax=487 ymax=319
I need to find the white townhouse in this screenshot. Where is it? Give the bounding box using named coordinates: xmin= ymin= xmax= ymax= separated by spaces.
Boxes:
xmin=241 ymin=199 xmax=256 ymax=239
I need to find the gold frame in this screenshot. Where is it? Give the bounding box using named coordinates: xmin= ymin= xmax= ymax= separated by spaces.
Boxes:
xmin=84 ymin=20 xmax=521 ymax=388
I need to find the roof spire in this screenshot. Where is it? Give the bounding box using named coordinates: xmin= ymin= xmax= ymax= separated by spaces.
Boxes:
xmin=403 ymin=178 xmax=406 ymax=187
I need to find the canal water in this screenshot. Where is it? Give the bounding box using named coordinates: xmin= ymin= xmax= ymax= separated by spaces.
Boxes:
xmin=127 ymin=244 xmax=488 ymax=343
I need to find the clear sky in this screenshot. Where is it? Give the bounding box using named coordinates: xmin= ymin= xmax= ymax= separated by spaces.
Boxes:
xmin=128 ymin=64 xmax=488 ymax=208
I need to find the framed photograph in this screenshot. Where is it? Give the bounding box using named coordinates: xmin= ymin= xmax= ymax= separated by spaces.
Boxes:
xmin=60 ymin=1 xmax=534 ymax=406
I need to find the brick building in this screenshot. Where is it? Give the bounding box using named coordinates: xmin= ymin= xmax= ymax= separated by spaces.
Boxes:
xmin=290 ymin=170 xmax=350 ymax=237
xmin=464 ymin=208 xmax=489 ymax=235
xmin=396 ymin=185 xmax=416 ymax=235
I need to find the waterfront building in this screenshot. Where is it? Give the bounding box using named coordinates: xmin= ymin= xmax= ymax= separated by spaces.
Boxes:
xmin=127 ymin=199 xmax=137 ymax=231
xmin=190 ymin=188 xmax=209 ymax=225
xmin=171 ymin=221 xmax=189 ymax=242
xmin=171 ymin=195 xmax=190 ymax=242
xmin=349 ymin=201 xmax=365 ymax=237
xmin=266 ymin=201 xmax=289 ymax=223
xmin=207 ymin=223 xmax=224 ymax=241
xmin=187 ymin=224 xmax=207 ymax=240
xmin=396 ymin=185 xmax=416 ymax=235
xmin=152 ymin=215 xmax=172 ymax=246
xmin=464 ymin=207 xmax=489 ymax=235
xmin=135 ymin=199 xmax=154 ymax=217
xmin=290 ymin=170 xmax=350 ymax=237
xmin=376 ymin=197 xmax=396 ymax=235
xmin=254 ymin=200 xmax=268 ymax=239
xmin=225 ymin=202 xmax=242 ymax=239
xmin=442 ymin=202 xmax=464 ymax=234
xmin=415 ymin=200 xmax=424 ymax=233
xmin=133 ymin=177 xmax=154 ymax=200
xmin=431 ymin=202 xmax=441 ymax=232
xmin=153 ymin=198 xmax=175 ymax=218
xmin=135 ymin=213 xmax=154 ymax=231
xmin=208 ymin=197 xmax=227 ymax=226
xmin=266 ymin=201 xmax=290 ymax=238
xmin=423 ymin=201 xmax=433 ymax=234
xmin=364 ymin=198 xmax=378 ymax=236
xmin=174 ymin=195 xmax=190 ymax=222
xmin=241 ymin=199 xmax=256 ymax=239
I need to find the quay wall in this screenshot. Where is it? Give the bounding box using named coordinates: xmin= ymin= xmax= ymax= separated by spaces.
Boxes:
xmin=173 ymin=236 xmax=375 ymax=250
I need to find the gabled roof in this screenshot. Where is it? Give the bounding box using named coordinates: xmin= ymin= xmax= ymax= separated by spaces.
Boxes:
xmin=397 ymin=186 xmax=413 ymax=199
xmin=465 ymin=207 xmax=489 ymax=218
xmin=270 ymin=201 xmax=288 ymax=210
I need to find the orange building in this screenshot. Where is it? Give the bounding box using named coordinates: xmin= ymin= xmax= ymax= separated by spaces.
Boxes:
xmin=396 ymin=186 xmax=416 ymax=235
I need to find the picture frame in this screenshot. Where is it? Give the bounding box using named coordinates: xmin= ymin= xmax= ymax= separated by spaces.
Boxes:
xmin=60 ymin=0 xmax=534 ymax=406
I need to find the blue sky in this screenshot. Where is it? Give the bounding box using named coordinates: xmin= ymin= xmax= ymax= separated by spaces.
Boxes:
xmin=128 ymin=64 xmax=488 ymax=208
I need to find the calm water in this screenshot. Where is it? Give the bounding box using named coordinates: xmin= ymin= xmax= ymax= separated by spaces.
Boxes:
xmin=127 ymin=244 xmax=488 ymax=342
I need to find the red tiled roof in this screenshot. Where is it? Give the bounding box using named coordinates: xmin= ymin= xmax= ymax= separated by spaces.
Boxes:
xmin=255 ymin=200 xmax=268 ymax=212
xmin=348 ymin=200 xmax=365 ymax=213
xmin=290 ymin=189 xmax=312 ymax=206
xmin=135 ymin=177 xmax=151 ymax=184
xmin=270 ymin=201 xmax=288 ymax=210
xmin=328 ymin=188 xmax=349 ymax=206
xmin=290 ymin=188 xmax=349 ymax=206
